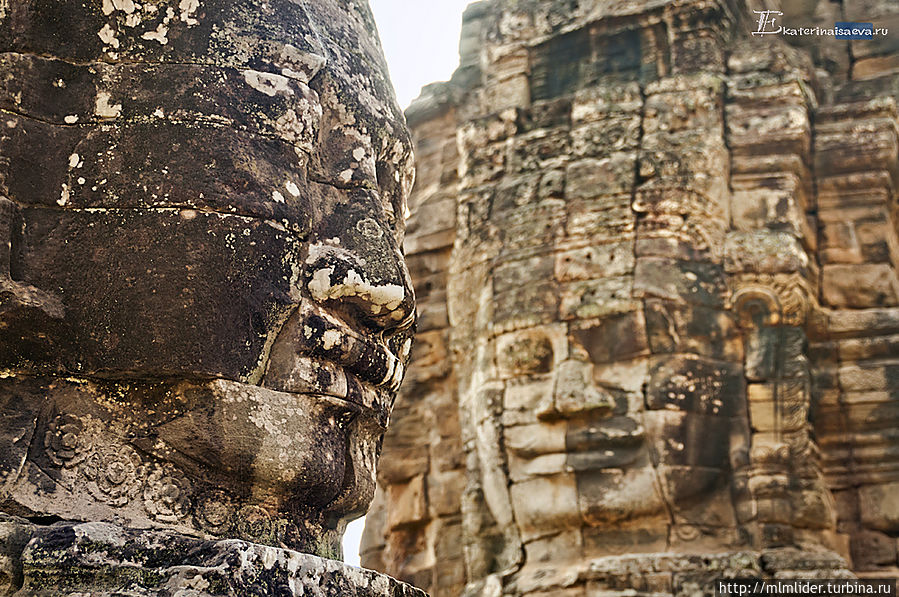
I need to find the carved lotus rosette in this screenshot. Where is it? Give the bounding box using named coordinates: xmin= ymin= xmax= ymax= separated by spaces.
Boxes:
xmin=82 ymin=445 xmax=145 ymax=507
xmin=43 ymin=413 xmax=93 ymax=468
xmin=143 ymin=464 xmax=192 ymax=523
xmin=194 ymin=490 xmax=236 ymax=535
xmin=194 ymin=497 xmax=295 ymax=545
xmin=235 ymin=505 xmax=290 ymax=546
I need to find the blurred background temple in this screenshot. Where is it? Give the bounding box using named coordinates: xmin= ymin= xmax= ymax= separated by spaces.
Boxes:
xmin=363 ymin=0 xmax=899 ymax=595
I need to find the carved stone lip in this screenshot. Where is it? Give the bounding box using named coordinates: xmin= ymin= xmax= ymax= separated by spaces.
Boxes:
xmin=295 ymin=302 xmax=409 ymax=392
xmin=263 ymin=303 xmax=409 ymax=425
xmin=278 ymin=357 xmax=395 ymax=429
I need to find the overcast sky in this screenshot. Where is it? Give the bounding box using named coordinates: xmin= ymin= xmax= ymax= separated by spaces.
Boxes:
xmin=340 ymin=0 xmax=471 ymax=567
xmin=370 ymin=0 xmax=473 ymax=108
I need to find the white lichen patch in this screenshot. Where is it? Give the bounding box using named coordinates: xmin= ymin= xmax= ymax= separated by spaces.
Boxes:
xmin=68 ymin=153 xmax=80 ymax=169
xmin=307 ymin=267 xmax=405 ymax=314
xmin=308 ymin=266 xmax=335 ymax=300
xmin=95 ymin=91 xmax=122 ymax=119
xmin=112 ymin=0 xmax=136 ymax=13
xmin=321 ymin=329 xmax=341 ymax=351
xmin=352 ymin=147 xmax=365 ymax=161
xmin=284 ymin=181 xmax=300 ymax=197
xmin=98 ymin=23 xmax=120 ymax=48
xmin=277 ymin=45 xmax=326 ymax=83
xmin=141 ymin=23 xmax=169 ymax=44
xmin=153 ymin=107 xmax=165 ymax=118
xmin=64 ymin=115 xmax=79 ymax=124
xmin=339 ymin=169 xmax=353 ymax=183
xmin=178 ymin=0 xmax=200 ymax=25
xmin=243 ymin=70 xmax=293 ymax=97
xmin=274 ymin=108 xmax=310 ymax=147
xmin=272 ymin=190 xmax=285 ymax=203
xmin=58 ymin=184 xmax=70 ymax=206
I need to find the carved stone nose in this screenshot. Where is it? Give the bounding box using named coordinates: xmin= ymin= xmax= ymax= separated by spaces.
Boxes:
xmin=303 ymin=190 xmax=415 ymax=334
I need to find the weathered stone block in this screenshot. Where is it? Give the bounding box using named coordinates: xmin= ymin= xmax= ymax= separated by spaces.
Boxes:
xmin=0 ymin=515 xmax=427 ymax=596
xmin=822 ymin=263 xmax=899 ymax=308
xmin=839 ymin=363 xmax=899 ymax=392
xmin=743 ymin=326 xmax=809 ymax=382
xmin=503 ymin=375 xmax=555 ymax=423
xmin=859 ymin=482 xmax=899 ymax=532
xmin=570 ymin=115 xmax=642 ymax=158
xmin=581 ymin=522 xmax=669 ymax=555
xmin=643 ymin=81 xmax=724 ymax=137
xmin=555 ymin=241 xmax=635 ymax=282
xmin=645 ymin=300 xmax=743 ymax=361
xmin=748 ymin=384 xmax=810 ymax=433
xmin=576 ymin=466 xmax=666 ymax=527
xmin=571 ymin=83 xmax=642 ymax=124
xmin=508 ymin=128 xmax=571 ymax=173
xmin=510 ymin=474 xmax=580 ymax=541
xmin=850 ymin=529 xmax=897 ymax=569
xmin=571 ymin=310 xmax=650 ymax=364
xmin=725 ymin=231 xmax=814 ymax=276
xmin=634 ymin=258 xmax=726 ymax=307
xmin=644 ymin=409 xmax=733 ymax=471
xmin=565 ymin=154 xmax=637 ymax=199
xmin=559 ymin=276 xmax=639 ymax=320
xmin=565 ymin=200 xmax=635 ymax=243
xmin=727 ymin=102 xmax=811 ymax=158
xmin=646 ymin=354 xmax=745 ymax=415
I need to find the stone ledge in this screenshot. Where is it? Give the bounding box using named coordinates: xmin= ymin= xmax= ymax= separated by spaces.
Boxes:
xmin=0 ymin=514 xmax=428 ymax=597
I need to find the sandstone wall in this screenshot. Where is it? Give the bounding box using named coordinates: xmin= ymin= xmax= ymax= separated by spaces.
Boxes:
xmin=363 ymin=0 xmax=899 ymax=595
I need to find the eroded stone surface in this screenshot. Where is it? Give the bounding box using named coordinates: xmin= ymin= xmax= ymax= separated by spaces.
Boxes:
xmin=0 ymin=0 xmax=416 ymax=568
xmin=0 ymin=514 xmax=427 ymax=596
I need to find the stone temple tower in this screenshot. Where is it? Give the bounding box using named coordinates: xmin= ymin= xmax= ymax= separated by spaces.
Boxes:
xmin=363 ymin=0 xmax=899 ymax=595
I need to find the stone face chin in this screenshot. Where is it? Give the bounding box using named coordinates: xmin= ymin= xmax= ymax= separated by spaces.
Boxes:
xmin=363 ymin=0 xmax=899 ymax=594
xmin=0 ymin=0 xmax=416 ymax=568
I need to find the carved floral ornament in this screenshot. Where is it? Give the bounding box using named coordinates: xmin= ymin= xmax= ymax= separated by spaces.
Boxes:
xmin=729 ymin=273 xmax=815 ymax=328
xmin=144 ymin=464 xmax=193 ymax=523
xmin=44 ymin=413 xmax=95 ymax=468
xmin=83 ymin=444 xmax=145 ymax=507
xmin=41 ymin=412 xmax=293 ymax=543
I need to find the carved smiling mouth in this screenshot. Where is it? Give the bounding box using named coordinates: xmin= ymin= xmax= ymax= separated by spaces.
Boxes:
xmin=262 ymin=302 xmax=412 ymax=425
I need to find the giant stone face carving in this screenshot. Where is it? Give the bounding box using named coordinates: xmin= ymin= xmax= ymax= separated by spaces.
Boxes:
xmin=0 ymin=0 xmax=414 ymax=558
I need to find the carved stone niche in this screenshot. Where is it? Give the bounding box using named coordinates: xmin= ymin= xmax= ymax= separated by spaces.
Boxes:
xmin=0 ymin=1 xmax=424 ymax=595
